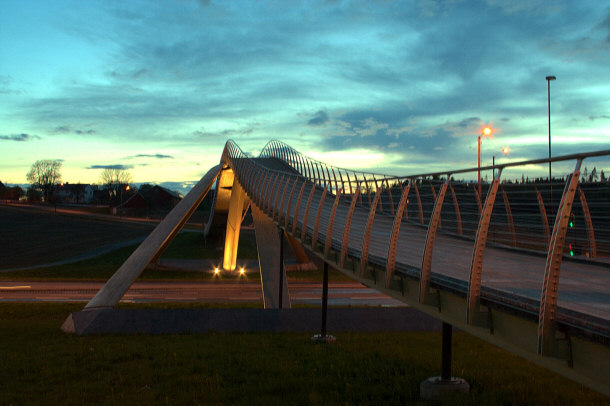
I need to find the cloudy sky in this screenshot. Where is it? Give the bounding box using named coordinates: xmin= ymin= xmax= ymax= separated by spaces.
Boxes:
xmin=1 ymin=0 xmax=609 ymax=191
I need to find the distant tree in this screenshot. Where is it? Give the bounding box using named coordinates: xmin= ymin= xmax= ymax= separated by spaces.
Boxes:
xmin=601 ymin=170 xmax=607 ymax=182
xmin=26 ymin=159 xmax=62 ymax=202
xmin=99 ymin=168 xmax=133 ymax=193
xmin=582 ymin=167 xmax=589 ymax=183
xmin=589 ymin=167 xmax=598 ymax=182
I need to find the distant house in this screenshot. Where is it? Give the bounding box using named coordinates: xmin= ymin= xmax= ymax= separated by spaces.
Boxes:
xmin=56 ymin=183 xmax=94 ymax=204
xmin=117 ymin=185 xmax=182 ymax=216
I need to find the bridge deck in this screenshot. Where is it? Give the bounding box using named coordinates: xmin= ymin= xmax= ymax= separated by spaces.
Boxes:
xmin=252 ymin=158 xmax=610 ymax=339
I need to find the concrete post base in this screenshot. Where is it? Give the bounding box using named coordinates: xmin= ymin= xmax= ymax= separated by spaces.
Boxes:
xmin=311 ymin=334 xmax=336 ymax=344
xmin=420 ymin=376 xmax=470 ymax=400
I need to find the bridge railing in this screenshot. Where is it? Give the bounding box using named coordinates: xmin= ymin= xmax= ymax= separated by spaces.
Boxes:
xmin=226 ymin=140 xmax=610 ymax=352
xmin=256 ymin=139 xmax=610 ymax=260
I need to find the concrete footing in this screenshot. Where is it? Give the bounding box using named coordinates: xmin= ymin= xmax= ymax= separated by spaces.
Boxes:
xmin=61 ymin=307 xmax=441 ymax=336
xmin=311 ymin=333 xmax=336 ymax=344
xmin=420 ymin=376 xmax=470 ymax=400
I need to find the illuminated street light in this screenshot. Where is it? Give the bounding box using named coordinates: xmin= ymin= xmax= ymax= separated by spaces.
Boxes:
xmin=478 ymin=126 xmax=493 ymax=195
xmin=239 ymin=267 xmax=246 ymax=276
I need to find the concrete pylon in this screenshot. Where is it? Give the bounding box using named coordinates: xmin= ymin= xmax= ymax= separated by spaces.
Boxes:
xmin=79 ymin=165 xmax=221 ymax=311
xmin=251 ymin=205 xmax=291 ymax=309
xmin=222 ymin=177 xmax=248 ymax=271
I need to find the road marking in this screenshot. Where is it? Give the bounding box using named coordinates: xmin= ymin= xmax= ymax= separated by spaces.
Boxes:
xmin=0 ymin=285 xmax=31 ymax=290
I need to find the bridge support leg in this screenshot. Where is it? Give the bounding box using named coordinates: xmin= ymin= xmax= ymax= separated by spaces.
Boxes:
xmin=420 ymin=322 xmax=469 ymax=399
xmin=312 ymin=262 xmax=336 ymax=344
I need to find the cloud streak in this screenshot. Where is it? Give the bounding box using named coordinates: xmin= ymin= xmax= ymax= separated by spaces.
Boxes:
xmin=0 ymin=133 xmax=40 ymax=142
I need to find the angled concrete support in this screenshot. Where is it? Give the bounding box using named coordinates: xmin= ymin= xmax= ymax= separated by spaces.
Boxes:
xmin=251 ymin=204 xmax=291 ymax=309
xmin=223 ymin=177 xmax=248 ymax=271
xmin=83 ymin=165 xmax=221 ymax=310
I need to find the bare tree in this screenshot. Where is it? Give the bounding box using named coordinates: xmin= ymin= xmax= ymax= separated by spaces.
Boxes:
xmin=26 ymin=159 xmax=62 ymax=201
xmin=99 ymin=168 xmax=133 ymax=195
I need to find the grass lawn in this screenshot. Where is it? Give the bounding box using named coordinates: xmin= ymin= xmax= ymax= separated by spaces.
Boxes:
xmin=1 ymin=231 xmax=351 ymax=282
xmin=0 ymin=303 xmax=605 ymax=406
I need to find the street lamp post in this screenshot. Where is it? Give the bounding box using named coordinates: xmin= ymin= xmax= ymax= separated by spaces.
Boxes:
xmin=546 ymin=75 xmax=556 ymax=182
xmin=120 ymin=184 xmax=130 ymax=219
xmin=478 ymin=127 xmax=491 ymax=195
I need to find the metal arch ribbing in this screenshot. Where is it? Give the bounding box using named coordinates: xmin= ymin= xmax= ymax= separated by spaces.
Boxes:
xmin=403 ymin=181 xmax=410 ymax=220
xmin=274 ymin=175 xmax=289 ymax=221
xmin=305 ymin=156 xmax=313 ymax=181
xmin=315 ymin=162 xmax=322 ymax=187
xmin=363 ymin=176 xmax=372 ymax=207
xmin=473 ymin=184 xmax=483 ymax=215
xmin=467 ymin=168 xmax=503 ymax=325
xmin=386 ymin=179 xmax=395 ymax=215
xmin=374 ymin=179 xmax=383 ymax=213
xmin=419 ymin=178 xmax=450 ymax=304
xmin=325 ymin=165 xmax=333 ymax=192
xmin=259 ymin=172 xmax=271 ymax=207
xmin=312 ymin=185 xmax=329 ymax=250
xmin=413 ymin=181 xmax=424 ymax=224
xmin=300 ymin=183 xmax=318 ymax=241
xmin=271 ymin=174 xmax=285 ymax=219
xmin=538 ymin=159 xmax=582 ymax=356
xmin=340 ymin=187 xmax=360 ymax=268
xmin=332 ymin=168 xmax=339 ymax=194
xmin=501 ymin=186 xmax=517 ymax=247
xmin=265 ymin=171 xmax=277 ymax=211
xmin=360 ymin=187 xmax=383 ymax=278
xmin=449 ymin=184 xmax=463 ymax=235
xmin=385 ymin=181 xmax=412 ymax=288
xmin=535 ymin=186 xmax=551 ymax=249
xmin=324 ymin=187 xmax=343 ymax=259
xmin=284 ymin=177 xmax=299 ymax=230
xmin=577 ymin=185 xmax=597 ymax=258
xmin=266 ymin=173 xmax=280 ymax=214
xmin=278 ymin=176 xmax=292 ymax=223
xmin=354 ymin=173 xmax=363 ymax=205
xmin=292 ymin=181 xmax=307 ymax=234
xmin=345 ymin=172 xmax=352 ymax=196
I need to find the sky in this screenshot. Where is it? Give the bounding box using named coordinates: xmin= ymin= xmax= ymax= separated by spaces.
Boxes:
xmin=1 ymin=0 xmax=609 ymax=193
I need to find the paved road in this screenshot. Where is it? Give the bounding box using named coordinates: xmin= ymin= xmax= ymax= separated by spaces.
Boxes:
xmin=0 ymin=280 xmax=405 ymax=307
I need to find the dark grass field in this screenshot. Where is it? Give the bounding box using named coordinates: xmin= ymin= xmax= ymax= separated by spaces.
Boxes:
xmin=0 ymin=205 xmax=155 ymax=270
xmin=1 ymin=302 xmax=607 ymax=406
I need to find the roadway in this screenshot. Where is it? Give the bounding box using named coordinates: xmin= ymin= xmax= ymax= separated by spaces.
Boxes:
xmin=0 ymin=280 xmax=405 ymax=307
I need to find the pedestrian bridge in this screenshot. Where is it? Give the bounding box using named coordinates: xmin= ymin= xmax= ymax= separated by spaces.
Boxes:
xmin=67 ymin=140 xmax=610 ymax=395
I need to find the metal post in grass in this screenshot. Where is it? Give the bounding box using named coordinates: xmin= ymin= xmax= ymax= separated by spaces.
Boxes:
xmin=312 ymin=261 xmax=336 ymax=343
xmin=278 ymin=228 xmax=284 ymax=309
xmin=420 ymin=322 xmax=469 ymax=399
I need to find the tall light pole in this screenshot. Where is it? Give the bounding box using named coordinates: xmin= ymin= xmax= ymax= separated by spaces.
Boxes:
xmin=546 ymin=75 xmax=556 ymax=182
xmin=478 ymin=126 xmax=491 ymax=195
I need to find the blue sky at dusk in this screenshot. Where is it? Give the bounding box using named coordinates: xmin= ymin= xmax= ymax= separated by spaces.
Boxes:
xmin=1 ymin=0 xmax=609 ymax=192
